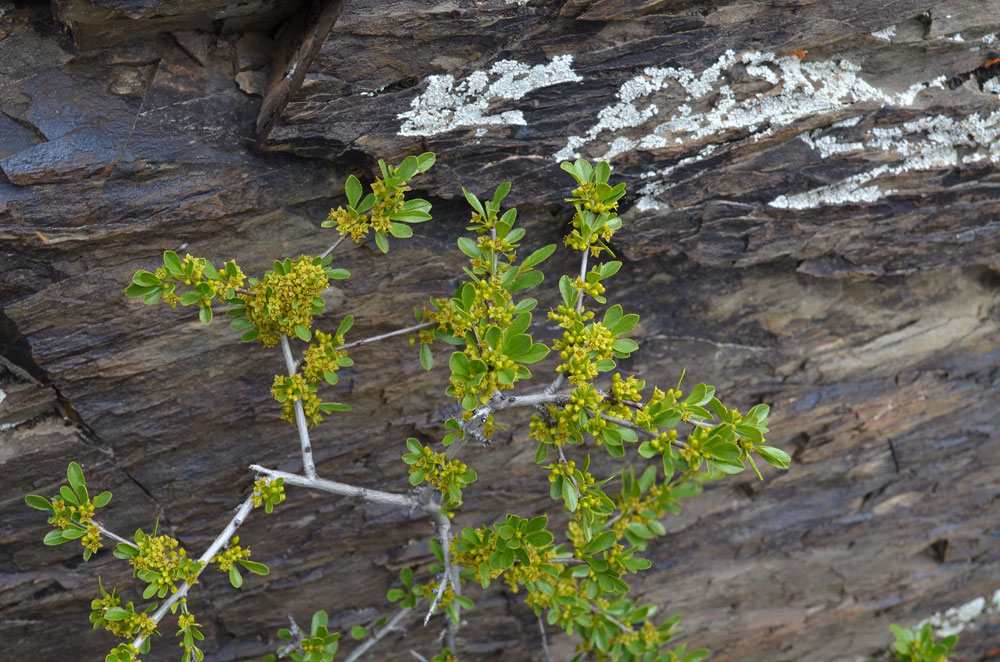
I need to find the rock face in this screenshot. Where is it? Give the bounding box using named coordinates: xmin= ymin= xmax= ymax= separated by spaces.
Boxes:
xmin=2 ymin=1 xmax=1000 ymax=661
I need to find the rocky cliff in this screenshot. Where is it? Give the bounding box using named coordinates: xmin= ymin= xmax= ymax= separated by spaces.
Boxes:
xmin=2 ymin=1 xmax=999 ymax=661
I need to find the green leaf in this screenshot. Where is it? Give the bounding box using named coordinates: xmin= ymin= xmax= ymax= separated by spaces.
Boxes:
xmin=416 ymin=152 xmax=436 ymax=172
xmin=93 ymin=491 xmax=112 ymax=508
xmin=67 ymin=461 xmax=85 ymax=496
xmin=521 ymin=244 xmax=556 ymax=269
xmin=60 ymin=484 xmax=79 ymax=505
xmin=336 ymin=315 xmax=355 ymax=337
xmin=509 ymin=270 xmax=544 ymax=292
xmin=558 ymin=275 xmax=575 ymax=309
xmin=104 ymin=607 xmax=130 ymax=621
xmin=318 ymin=402 xmax=351 ymax=414
xmin=560 ymin=161 xmax=583 ymax=184
xmin=396 ymin=155 xmax=419 ymax=181
xmin=356 ymin=193 xmax=376 ymax=214
xmin=163 ymin=250 xmax=182 ymax=276
xmin=42 ymin=530 xmax=69 ymax=545
xmin=199 ymin=306 xmax=213 ymax=325
xmin=345 ymin=175 xmax=362 ymax=208
xmin=327 ymin=268 xmax=351 ymax=280
xmin=237 ymin=559 xmax=270 ymax=576
xmin=756 ymin=445 xmax=791 ymax=469
xmin=132 ymin=270 xmax=159 ymax=287
xmin=311 ymin=610 xmax=329 ymax=636
xmin=124 ymin=283 xmax=158 ymax=298
xmin=62 ymin=525 xmax=86 ymax=539
xmin=610 ymin=314 xmax=640 ymax=337
xmin=516 ymin=343 xmax=549 ymax=364
xmin=492 ymin=181 xmax=511 ymax=208
xmin=387 ymin=588 xmax=406 ymax=602
xmin=389 ymin=222 xmax=413 ymax=238
xmin=350 ymin=625 xmax=367 ymax=640
xmin=389 ymin=210 xmax=432 ymax=223
xmin=562 ymin=478 xmax=578 ymax=511
xmin=611 ymin=338 xmax=638 ymax=354
xmin=683 ymin=383 xmax=711 ymax=406
xmin=419 ymin=343 xmax=433 ymax=371
xmin=294 ymin=324 xmax=312 ymax=342
xmin=229 ymin=566 xmax=243 ymax=588
xmin=462 ymin=188 xmax=485 ymax=217
xmin=457 ymin=237 xmax=480 ymax=258
xmin=374 ymin=231 xmax=389 ymax=253
xmin=25 ymin=495 xmax=53 ymax=511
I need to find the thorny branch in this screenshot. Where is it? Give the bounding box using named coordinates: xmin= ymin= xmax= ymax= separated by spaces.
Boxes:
xmin=281 ymin=335 xmax=318 ymax=479
xmin=131 ymin=495 xmax=256 ymax=653
xmin=339 ymin=321 xmax=436 ymax=352
xmin=343 ymin=607 xmax=412 ymax=662
xmin=447 ymin=390 xmax=571 ymax=458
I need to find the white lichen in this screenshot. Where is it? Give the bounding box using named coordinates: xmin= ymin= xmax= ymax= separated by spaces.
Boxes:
xmin=984 ymin=33 xmax=998 ymax=44
xmin=984 ymin=78 xmax=1000 ymax=94
xmin=871 ymin=25 xmax=897 ymax=41
xmin=771 ymin=111 xmax=1000 ymax=208
xmin=919 ymin=591 xmax=1000 ymax=638
xmin=398 ymin=55 xmax=581 ymax=136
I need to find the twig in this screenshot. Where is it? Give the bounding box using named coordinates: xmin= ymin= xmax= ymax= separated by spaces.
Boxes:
xmin=276 ymin=615 xmax=306 ymax=657
xmin=250 ymin=465 xmax=421 ymax=509
xmin=320 ymin=233 xmax=349 ymax=259
xmin=425 ymin=576 xmax=448 ymax=625
xmin=339 ymin=321 xmax=436 ymax=352
xmin=418 ymin=488 xmax=459 ymax=652
xmin=537 ymin=612 xmax=553 ymax=662
xmin=410 ymin=651 xmax=430 ymax=662
xmin=575 ymin=249 xmax=588 ymax=313
xmin=343 ymin=607 xmax=412 ymax=662
xmin=591 ymin=604 xmax=635 ymax=633
xmin=131 ymin=495 xmax=256 ymax=652
xmin=447 ymin=390 xmax=570 ymax=458
xmin=557 ymin=445 xmax=582 ymax=495
xmin=96 ymin=522 xmax=131 ymax=546
xmin=281 ymin=335 xmax=317 ymax=479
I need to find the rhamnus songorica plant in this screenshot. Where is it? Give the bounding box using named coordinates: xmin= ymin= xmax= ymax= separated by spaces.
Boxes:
xmin=38 ymin=151 xmax=944 ymax=662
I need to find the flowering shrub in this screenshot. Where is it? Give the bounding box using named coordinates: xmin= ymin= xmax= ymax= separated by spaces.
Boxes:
xmin=33 ymin=152 xmax=950 ymax=662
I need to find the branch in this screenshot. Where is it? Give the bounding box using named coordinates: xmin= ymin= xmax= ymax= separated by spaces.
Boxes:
xmin=131 ymin=494 xmax=256 ymax=652
xmin=447 ymin=390 xmax=571 ymax=458
xmin=320 ymin=233 xmax=349 ymax=260
xmin=276 ymin=615 xmax=306 ymax=658
xmin=96 ymin=522 xmax=130 ymax=546
xmin=339 ymin=321 xmax=436 ymax=352
xmin=591 ymin=604 xmax=635 ymax=633
xmin=575 ymin=249 xmax=588 ymax=313
xmin=418 ymin=488 xmax=459 ymax=652
xmin=343 ymin=607 xmax=412 ymax=662
xmin=281 ymin=335 xmax=317 ymax=479
xmin=250 ymin=465 xmax=421 ymax=509
xmin=537 ymin=612 xmax=553 ymax=662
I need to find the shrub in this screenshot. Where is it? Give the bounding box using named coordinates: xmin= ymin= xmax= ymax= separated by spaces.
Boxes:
xmin=27 ymin=153 xmax=795 ymax=662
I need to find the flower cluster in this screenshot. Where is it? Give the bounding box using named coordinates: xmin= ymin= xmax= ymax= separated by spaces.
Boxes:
xmin=252 ymin=477 xmax=286 ymax=514
xmin=402 ymin=438 xmax=477 ymax=510
xmin=322 ymin=153 xmax=435 ymax=254
xmin=271 ymin=373 xmax=324 ymax=427
xmin=243 ymin=255 xmax=330 ymax=347
xmin=123 ymin=528 xmax=203 ymax=598
xmin=24 ymin=461 xmax=111 ymax=560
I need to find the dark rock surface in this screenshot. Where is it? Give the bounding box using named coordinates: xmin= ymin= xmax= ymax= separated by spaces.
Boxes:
xmin=2 ymin=1 xmax=1000 ymax=661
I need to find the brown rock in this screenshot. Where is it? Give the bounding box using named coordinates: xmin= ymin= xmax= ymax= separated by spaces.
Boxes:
xmin=3 ymin=1 xmax=1000 ymax=662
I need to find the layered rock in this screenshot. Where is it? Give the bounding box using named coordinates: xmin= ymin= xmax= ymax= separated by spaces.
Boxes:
xmin=2 ymin=1 xmax=999 ymax=661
